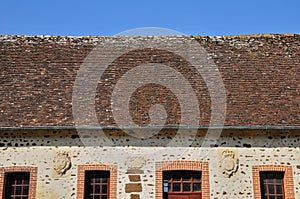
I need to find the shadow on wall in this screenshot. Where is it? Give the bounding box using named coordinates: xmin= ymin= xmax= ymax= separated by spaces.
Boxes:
xmin=0 ymin=129 xmax=299 ymax=148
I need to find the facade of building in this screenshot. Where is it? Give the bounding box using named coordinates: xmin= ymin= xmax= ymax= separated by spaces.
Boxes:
xmin=0 ymin=34 xmax=299 ymax=199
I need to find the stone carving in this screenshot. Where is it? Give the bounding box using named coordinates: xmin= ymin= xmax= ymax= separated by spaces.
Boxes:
xmin=53 ymin=151 xmax=71 ymax=176
xmin=219 ymin=150 xmax=238 ymax=177
xmin=125 ymin=156 xmax=146 ymax=169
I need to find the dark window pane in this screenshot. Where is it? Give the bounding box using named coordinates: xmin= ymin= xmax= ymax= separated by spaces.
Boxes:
xmin=163 ymin=171 xmax=202 ymax=194
xmin=183 ymin=184 xmax=190 ymax=192
xmin=173 ymin=184 xmax=180 ymax=192
xmin=24 ymin=178 xmax=29 ymax=184
xmin=23 ymin=186 xmax=29 ymax=195
xmin=173 ymin=173 xmax=181 ymax=181
xmin=102 ymin=196 xmax=107 ymax=199
xmin=276 ymin=185 xmax=283 ymax=194
xmin=102 ymin=185 xmax=108 ymax=193
xmin=193 ymin=183 xmax=201 ymax=192
xmin=5 ymin=173 xmax=30 ymax=199
xmin=95 ymin=185 xmax=100 ymax=193
xmin=94 ymin=176 xmax=100 ymax=183
xmin=193 ymin=173 xmax=201 ymax=181
xmin=268 ymin=185 xmax=274 ymax=194
xmin=102 ymin=177 xmax=108 ymax=183
xmin=263 ymin=184 xmax=267 ymax=193
xmin=182 ymin=172 xmax=191 ymax=181
xmin=16 ymin=178 xmax=22 ymax=184
xmin=85 ymin=171 xmax=110 ymax=198
xmin=277 ymin=196 xmax=283 ymax=199
xmin=260 ymin=172 xmax=284 ymax=199
xmin=275 ymin=179 xmax=282 ymax=184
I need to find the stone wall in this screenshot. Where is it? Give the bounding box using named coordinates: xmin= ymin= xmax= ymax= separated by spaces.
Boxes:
xmin=0 ymin=129 xmax=299 ymax=198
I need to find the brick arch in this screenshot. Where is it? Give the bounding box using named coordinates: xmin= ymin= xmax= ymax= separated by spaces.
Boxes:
xmin=77 ymin=164 xmax=117 ymax=199
xmin=155 ymin=161 xmax=210 ymax=199
xmin=252 ymin=165 xmax=295 ymax=199
xmin=0 ymin=166 xmax=38 ymax=199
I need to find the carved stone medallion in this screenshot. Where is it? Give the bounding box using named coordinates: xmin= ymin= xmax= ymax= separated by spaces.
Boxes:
xmin=219 ymin=150 xmax=238 ymax=178
xmin=125 ymin=156 xmax=146 ymax=169
xmin=53 ymin=151 xmax=71 ymax=176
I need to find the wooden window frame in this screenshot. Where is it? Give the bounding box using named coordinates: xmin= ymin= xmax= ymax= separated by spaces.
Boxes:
xmin=252 ymin=165 xmax=295 ymax=199
xmin=85 ymin=171 xmax=110 ymax=199
xmin=260 ymin=172 xmax=285 ymax=199
xmin=163 ymin=170 xmax=202 ymax=197
xmin=156 ymin=161 xmax=210 ymax=199
xmin=0 ymin=166 xmax=38 ymax=199
xmin=77 ymin=164 xmax=117 ymax=199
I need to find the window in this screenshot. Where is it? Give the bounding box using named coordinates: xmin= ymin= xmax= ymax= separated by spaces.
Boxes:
xmin=85 ymin=171 xmax=110 ymax=199
xmin=156 ymin=161 xmax=210 ymax=199
xmin=163 ymin=171 xmax=202 ymax=199
xmin=260 ymin=172 xmax=284 ymax=199
xmin=252 ymin=165 xmax=295 ymax=199
xmin=4 ymin=172 xmax=30 ymax=199
xmin=0 ymin=167 xmax=37 ymax=199
xmin=77 ymin=164 xmax=117 ymax=199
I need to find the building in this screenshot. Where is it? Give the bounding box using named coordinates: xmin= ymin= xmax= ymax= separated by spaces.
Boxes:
xmin=0 ymin=34 xmax=299 ymax=199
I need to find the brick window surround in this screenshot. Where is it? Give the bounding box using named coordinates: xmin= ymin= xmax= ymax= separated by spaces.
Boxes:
xmin=77 ymin=164 xmax=117 ymax=199
xmin=0 ymin=166 xmax=38 ymax=199
xmin=156 ymin=161 xmax=210 ymax=199
xmin=252 ymin=165 xmax=295 ymax=199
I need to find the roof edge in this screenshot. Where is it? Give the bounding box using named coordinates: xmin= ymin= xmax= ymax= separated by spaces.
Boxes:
xmin=1 ymin=126 xmax=300 ymax=131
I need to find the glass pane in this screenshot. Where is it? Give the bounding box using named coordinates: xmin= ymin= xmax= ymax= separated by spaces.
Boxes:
xmin=268 ymin=185 xmax=274 ymax=194
xmin=10 ymin=186 xmax=14 ymax=195
xmin=102 ymin=196 xmax=107 ymax=199
xmin=23 ymin=185 xmax=29 ymax=195
xmin=193 ymin=172 xmax=201 ymax=181
xmin=24 ymin=178 xmax=29 ymax=184
xmin=163 ymin=186 xmax=168 ymax=192
xmin=173 ymin=173 xmax=181 ymax=181
xmin=183 ymin=184 xmax=190 ymax=192
xmin=276 ymin=185 xmax=283 ymax=194
xmin=95 ymin=176 xmax=100 ymax=183
xmin=94 ymin=196 xmax=100 ymax=199
xmin=15 ymin=186 xmax=22 ymax=195
xmin=163 ymin=182 xmax=169 ymax=192
xmin=193 ymin=183 xmax=201 ymax=192
xmin=173 ymin=184 xmax=180 ymax=192
xmin=269 ymin=196 xmax=275 ymax=199
xmin=275 ymin=179 xmax=282 ymax=184
xmin=88 ymin=185 xmax=93 ymax=193
xmin=266 ymin=178 xmax=273 ymax=183
xmin=95 ymin=185 xmax=100 ymax=193
xmin=102 ymin=185 xmax=108 ymax=193
xmin=16 ymin=178 xmax=22 ymax=184
xmin=102 ymin=177 xmax=108 ymax=183
xmin=263 ymin=184 xmax=267 ymax=193
xmin=277 ymin=196 xmax=283 ymax=199
xmin=183 ymin=172 xmax=191 ymax=181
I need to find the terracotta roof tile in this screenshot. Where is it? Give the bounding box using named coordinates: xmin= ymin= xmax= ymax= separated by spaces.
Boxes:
xmin=0 ymin=34 xmax=299 ymax=127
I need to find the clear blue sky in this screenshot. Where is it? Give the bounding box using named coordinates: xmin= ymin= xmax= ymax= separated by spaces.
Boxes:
xmin=1 ymin=0 xmax=299 ymax=36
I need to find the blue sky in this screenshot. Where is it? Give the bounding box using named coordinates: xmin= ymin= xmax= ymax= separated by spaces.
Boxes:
xmin=1 ymin=0 xmax=299 ymax=36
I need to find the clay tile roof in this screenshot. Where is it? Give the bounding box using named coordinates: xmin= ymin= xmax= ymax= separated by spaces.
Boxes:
xmin=0 ymin=34 xmax=299 ymax=128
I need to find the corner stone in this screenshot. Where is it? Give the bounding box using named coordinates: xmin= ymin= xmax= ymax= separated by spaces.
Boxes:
xmin=125 ymin=183 xmax=142 ymax=193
